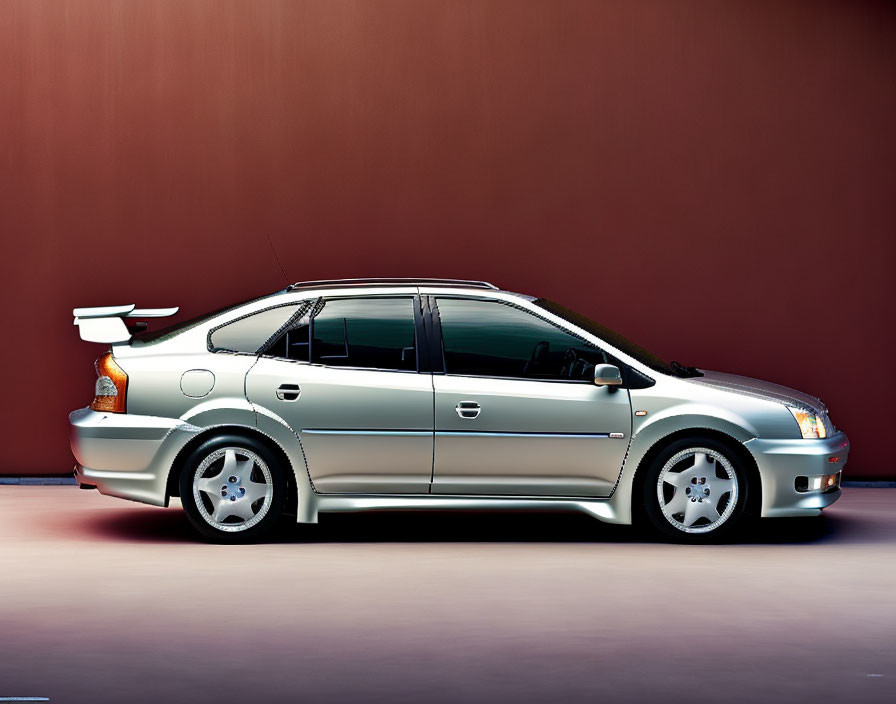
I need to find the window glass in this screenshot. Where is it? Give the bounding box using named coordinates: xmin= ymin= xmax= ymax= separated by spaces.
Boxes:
xmin=437 ymin=298 xmax=605 ymax=380
xmin=532 ymin=298 xmax=681 ymax=375
xmin=209 ymin=304 xmax=302 ymax=354
xmin=263 ymin=318 xmax=311 ymax=362
xmin=309 ymin=297 xmax=416 ymax=370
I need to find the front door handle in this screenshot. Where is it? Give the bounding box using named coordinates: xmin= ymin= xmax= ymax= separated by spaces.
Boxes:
xmin=455 ymin=401 xmax=481 ymax=419
xmin=276 ymin=383 xmax=300 ymax=401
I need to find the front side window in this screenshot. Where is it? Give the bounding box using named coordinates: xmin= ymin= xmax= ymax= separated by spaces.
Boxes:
xmin=436 ymin=298 xmax=606 ymax=380
xmin=266 ymin=297 xmax=417 ymax=372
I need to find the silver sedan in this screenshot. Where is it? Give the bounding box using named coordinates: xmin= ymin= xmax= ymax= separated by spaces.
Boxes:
xmin=69 ymin=278 xmax=847 ymax=542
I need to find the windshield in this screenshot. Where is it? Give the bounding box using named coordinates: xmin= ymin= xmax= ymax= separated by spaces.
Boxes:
xmin=532 ymin=298 xmax=701 ymax=378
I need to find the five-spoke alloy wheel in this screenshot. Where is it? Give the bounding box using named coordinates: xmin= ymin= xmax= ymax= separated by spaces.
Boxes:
xmin=179 ymin=435 xmax=286 ymax=542
xmin=643 ymin=436 xmax=749 ymax=542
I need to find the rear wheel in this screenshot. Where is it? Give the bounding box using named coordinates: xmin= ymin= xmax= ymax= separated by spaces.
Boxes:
xmin=179 ymin=435 xmax=286 ymax=543
xmin=642 ymin=436 xmax=749 ymax=542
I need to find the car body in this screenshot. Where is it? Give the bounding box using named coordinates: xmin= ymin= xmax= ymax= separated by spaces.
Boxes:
xmin=69 ymin=278 xmax=847 ymax=542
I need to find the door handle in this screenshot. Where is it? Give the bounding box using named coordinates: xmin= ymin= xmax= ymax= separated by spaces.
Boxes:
xmin=455 ymin=401 xmax=481 ymax=419
xmin=276 ymin=383 xmax=301 ymax=401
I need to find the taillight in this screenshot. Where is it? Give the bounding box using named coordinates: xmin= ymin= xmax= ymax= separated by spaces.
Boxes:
xmin=90 ymin=352 xmax=128 ymax=413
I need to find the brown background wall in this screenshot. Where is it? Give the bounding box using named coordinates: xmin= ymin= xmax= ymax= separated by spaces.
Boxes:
xmin=0 ymin=0 xmax=893 ymax=478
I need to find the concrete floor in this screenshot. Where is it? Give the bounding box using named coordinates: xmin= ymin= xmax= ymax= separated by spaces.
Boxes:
xmin=0 ymin=487 xmax=893 ymax=704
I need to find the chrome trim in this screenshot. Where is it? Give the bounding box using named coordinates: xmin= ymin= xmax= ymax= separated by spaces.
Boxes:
xmin=302 ymin=429 xmax=432 ymax=437
xmin=440 ymin=372 xmax=593 ymax=385
xmin=436 ymin=431 xmax=612 ymax=439
xmin=455 ymin=401 xmax=481 ymax=419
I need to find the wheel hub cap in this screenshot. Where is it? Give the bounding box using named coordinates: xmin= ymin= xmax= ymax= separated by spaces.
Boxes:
xmin=656 ymin=448 xmax=738 ymax=534
xmin=222 ymin=475 xmax=246 ymax=501
xmin=192 ymin=447 xmax=273 ymax=533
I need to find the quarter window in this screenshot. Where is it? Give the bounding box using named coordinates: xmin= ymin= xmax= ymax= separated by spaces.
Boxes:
xmin=209 ymin=304 xmax=303 ymax=354
xmin=436 ymin=298 xmax=605 ymax=380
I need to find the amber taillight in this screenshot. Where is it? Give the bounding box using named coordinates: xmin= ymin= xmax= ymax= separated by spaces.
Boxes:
xmin=89 ymin=352 xmax=128 ymax=413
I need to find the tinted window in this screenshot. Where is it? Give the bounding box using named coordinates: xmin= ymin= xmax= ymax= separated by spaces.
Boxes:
xmin=437 ymin=298 xmax=605 ymax=380
xmin=209 ymin=304 xmax=303 ymax=353
xmin=532 ymin=298 xmax=680 ymax=375
xmin=267 ymin=297 xmax=417 ymax=371
xmin=311 ymin=298 xmax=416 ymax=370
xmin=261 ymin=311 xmax=312 ymax=361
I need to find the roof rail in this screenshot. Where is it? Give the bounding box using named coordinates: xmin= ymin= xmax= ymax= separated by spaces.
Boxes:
xmin=286 ymin=278 xmax=499 ymax=291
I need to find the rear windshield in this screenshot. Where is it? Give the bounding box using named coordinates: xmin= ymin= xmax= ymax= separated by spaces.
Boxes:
xmin=533 ymin=298 xmax=676 ymax=375
xmin=130 ymin=291 xmax=282 ymax=346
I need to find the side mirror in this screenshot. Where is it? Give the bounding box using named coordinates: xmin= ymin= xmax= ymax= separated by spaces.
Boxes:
xmin=594 ymin=363 xmax=623 ymax=387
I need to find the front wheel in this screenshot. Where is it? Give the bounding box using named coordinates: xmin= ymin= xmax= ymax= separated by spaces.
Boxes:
xmin=642 ymin=437 xmax=749 ymax=542
xmin=179 ymin=434 xmax=286 ymax=543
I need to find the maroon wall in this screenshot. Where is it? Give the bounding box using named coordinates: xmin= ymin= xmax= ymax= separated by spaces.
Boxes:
xmin=1 ymin=0 xmax=893 ymax=478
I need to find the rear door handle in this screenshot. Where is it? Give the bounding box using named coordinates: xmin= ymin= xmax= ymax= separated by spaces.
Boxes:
xmin=455 ymin=401 xmax=481 ymax=419
xmin=276 ymin=383 xmax=301 ymax=401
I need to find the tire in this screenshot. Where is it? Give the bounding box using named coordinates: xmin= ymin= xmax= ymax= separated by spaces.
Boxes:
xmin=642 ymin=435 xmax=749 ymax=543
xmin=179 ymin=434 xmax=287 ymax=543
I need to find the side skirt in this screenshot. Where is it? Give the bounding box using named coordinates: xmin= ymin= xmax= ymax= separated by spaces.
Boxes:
xmin=312 ymin=494 xmax=625 ymax=525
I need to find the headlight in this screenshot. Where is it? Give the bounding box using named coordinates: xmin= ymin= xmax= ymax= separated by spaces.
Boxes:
xmin=787 ymin=406 xmax=828 ymax=439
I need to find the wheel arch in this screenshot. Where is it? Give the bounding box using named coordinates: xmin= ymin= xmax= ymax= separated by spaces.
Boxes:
xmin=166 ymin=425 xmax=298 ymax=514
xmin=629 ymin=427 xmax=762 ymax=523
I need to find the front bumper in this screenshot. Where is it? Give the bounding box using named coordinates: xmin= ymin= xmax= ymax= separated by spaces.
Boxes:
xmin=745 ymin=431 xmax=849 ymax=518
xmin=70 ymin=408 xmax=199 ymax=506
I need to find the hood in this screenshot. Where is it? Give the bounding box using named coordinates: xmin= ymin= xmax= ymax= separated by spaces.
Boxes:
xmin=686 ymin=370 xmax=826 ymax=414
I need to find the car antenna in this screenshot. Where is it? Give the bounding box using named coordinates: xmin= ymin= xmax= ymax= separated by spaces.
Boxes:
xmin=265 ymin=233 xmax=291 ymax=287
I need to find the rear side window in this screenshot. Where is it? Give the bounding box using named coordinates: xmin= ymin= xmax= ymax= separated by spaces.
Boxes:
xmin=209 ymin=304 xmax=304 ymax=354
xmin=436 ymin=298 xmax=605 ymax=380
xmin=267 ymin=297 xmax=418 ymax=372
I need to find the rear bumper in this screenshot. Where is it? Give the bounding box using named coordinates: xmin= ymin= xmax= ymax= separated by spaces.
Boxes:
xmin=745 ymin=431 xmax=849 ymax=518
xmin=69 ymin=407 xmax=199 ymax=506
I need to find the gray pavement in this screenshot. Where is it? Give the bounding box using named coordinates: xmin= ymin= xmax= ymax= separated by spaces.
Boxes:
xmin=0 ymin=486 xmax=894 ymax=703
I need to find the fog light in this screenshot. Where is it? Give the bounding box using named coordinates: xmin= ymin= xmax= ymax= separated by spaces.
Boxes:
xmin=795 ymin=472 xmax=841 ymax=493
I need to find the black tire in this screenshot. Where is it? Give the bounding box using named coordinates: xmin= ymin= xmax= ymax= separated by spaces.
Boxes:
xmin=641 ymin=435 xmax=750 ymax=543
xmin=179 ymin=434 xmax=287 ymax=543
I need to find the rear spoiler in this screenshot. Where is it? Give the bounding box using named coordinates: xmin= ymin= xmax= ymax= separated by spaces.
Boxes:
xmin=73 ymin=305 xmax=179 ymax=343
